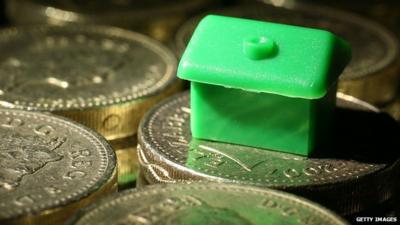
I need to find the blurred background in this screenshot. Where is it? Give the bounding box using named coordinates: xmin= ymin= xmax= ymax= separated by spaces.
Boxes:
xmin=2 ymin=0 xmax=400 ymax=35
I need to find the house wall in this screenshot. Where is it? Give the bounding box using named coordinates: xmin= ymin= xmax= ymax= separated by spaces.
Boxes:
xmin=190 ymin=82 xmax=332 ymax=155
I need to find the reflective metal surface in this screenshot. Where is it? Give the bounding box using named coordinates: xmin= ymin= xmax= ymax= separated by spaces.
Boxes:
xmin=68 ymin=183 xmax=350 ymax=225
xmin=0 ymin=25 xmax=179 ymax=139
xmin=138 ymin=92 xmax=400 ymax=215
xmin=0 ymin=108 xmax=117 ymax=225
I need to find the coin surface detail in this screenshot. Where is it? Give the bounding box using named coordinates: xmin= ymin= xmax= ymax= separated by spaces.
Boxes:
xmin=0 ymin=25 xmax=178 ymax=139
xmin=0 ymin=108 xmax=116 ymax=225
xmin=68 ymin=183 xmax=350 ymax=225
xmin=5 ymin=0 xmax=214 ymax=43
xmin=138 ymin=92 xmax=400 ymax=215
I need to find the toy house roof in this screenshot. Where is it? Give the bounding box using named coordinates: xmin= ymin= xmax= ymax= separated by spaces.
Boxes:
xmin=177 ymin=15 xmax=351 ymax=99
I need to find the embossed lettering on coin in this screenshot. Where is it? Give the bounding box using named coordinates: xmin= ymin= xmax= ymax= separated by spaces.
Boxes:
xmin=139 ymin=93 xmax=386 ymax=186
xmin=0 ymin=133 xmax=65 ymax=190
xmin=68 ymin=183 xmax=349 ymax=225
xmin=0 ymin=109 xmax=116 ymax=223
xmin=138 ymin=92 xmax=400 ymax=215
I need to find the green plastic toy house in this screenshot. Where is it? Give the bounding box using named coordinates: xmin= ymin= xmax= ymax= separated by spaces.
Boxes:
xmin=177 ymin=15 xmax=351 ymax=156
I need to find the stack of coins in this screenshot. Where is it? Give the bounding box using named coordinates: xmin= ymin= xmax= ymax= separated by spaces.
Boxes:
xmin=5 ymin=0 xmax=217 ymax=43
xmin=174 ymin=2 xmax=400 ymax=105
xmin=0 ymin=109 xmax=117 ymax=225
xmin=0 ymin=25 xmax=180 ymax=188
xmin=137 ymin=92 xmax=400 ymax=217
xmin=67 ymin=183 xmax=350 ymax=225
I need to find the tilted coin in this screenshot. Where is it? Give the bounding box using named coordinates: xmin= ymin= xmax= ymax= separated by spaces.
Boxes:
xmin=0 ymin=108 xmax=117 ymax=225
xmin=175 ymin=3 xmax=400 ymax=105
xmin=109 ymin=136 xmax=139 ymax=190
xmin=0 ymin=25 xmax=179 ymax=140
xmin=138 ymin=92 xmax=400 ymax=215
xmin=5 ymin=0 xmax=215 ymax=43
xmin=67 ymin=183 xmax=350 ymax=225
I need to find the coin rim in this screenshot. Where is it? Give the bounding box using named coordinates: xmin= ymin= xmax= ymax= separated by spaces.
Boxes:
xmin=0 ymin=108 xmax=117 ymax=220
xmin=0 ymin=25 xmax=177 ymax=111
xmin=138 ymin=92 xmax=390 ymax=187
xmin=66 ymin=182 xmax=350 ymax=225
xmin=137 ymin=92 xmax=400 ymax=215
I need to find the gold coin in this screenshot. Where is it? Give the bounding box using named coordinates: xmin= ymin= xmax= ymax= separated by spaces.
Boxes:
xmin=109 ymin=136 xmax=139 ymax=189
xmin=0 ymin=25 xmax=179 ymax=140
xmin=138 ymin=92 xmax=400 ymax=215
xmin=5 ymin=0 xmax=215 ymax=43
xmin=0 ymin=108 xmax=117 ymax=225
xmin=67 ymin=183 xmax=350 ymax=225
